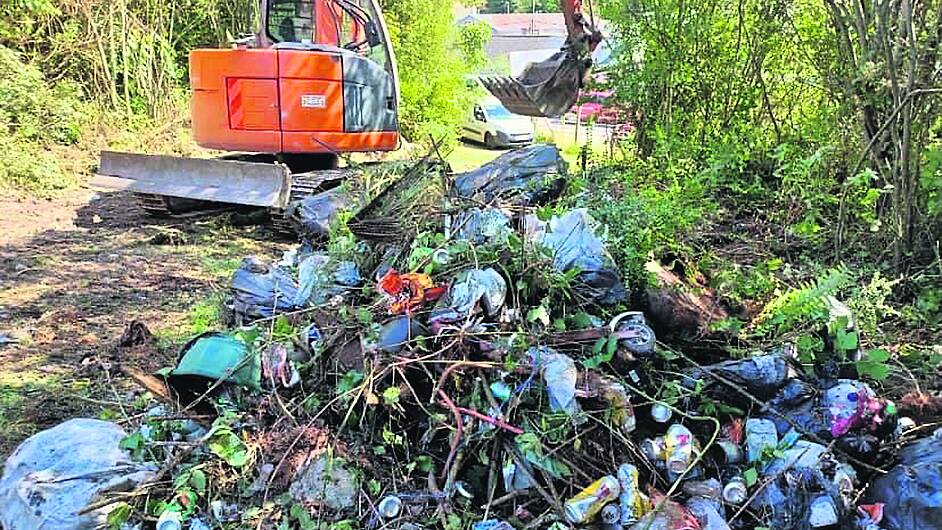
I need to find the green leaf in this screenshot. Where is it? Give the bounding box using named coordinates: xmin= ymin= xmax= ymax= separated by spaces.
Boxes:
xmin=336 ymin=370 xmax=364 ymax=395
xmin=356 ymin=307 xmax=373 ymax=324
xmin=119 ymin=432 xmax=144 ymax=451
xmin=527 ymin=305 xmax=550 ymax=326
xmin=189 ymin=469 xmax=207 ymax=492
xmin=106 ymin=503 xmax=132 ymax=529
xmin=743 ymin=467 xmax=758 ymax=487
xmin=368 ymin=479 xmax=382 ymax=496
xmin=570 ymin=312 xmax=594 ymax=329
xmin=414 ymin=455 xmax=433 ymax=473
xmin=592 ymin=336 xmax=607 ymax=355
xmin=855 ymin=348 xmax=892 ymax=380
xmin=835 ymin=329 xmax=859 ymax=352
xmin=382 ymin=386 xmax=401 ymax=405
xmin=606 ymin=334 xmax=619 ymax=357
xmin=208 ymin=428 xmax=249 ymax=467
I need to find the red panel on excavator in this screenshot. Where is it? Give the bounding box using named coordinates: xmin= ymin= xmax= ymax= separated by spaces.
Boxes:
xmin=227 ymin=78 xmax=280 ymax=131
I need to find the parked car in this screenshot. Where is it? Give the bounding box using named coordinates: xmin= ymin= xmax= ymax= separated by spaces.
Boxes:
xmin=563 ymin=90 xmax=626 ymax=125
xmin=462 ymin=98 xmax=534 ymax=149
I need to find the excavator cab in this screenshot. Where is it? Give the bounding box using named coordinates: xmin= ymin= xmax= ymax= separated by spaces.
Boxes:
xmin=190 ymin=0 xmax=400 ymax=155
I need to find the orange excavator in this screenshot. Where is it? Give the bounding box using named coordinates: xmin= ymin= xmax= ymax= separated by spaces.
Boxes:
xmin=94 ymin=0 xmax=600 ymax=228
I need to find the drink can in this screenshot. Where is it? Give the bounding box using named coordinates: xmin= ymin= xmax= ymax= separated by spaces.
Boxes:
xmin=665 ymin=424 xmax=695 ymax=473
xmin=651 ymin=402 xmax=672 ymax=423
xmin=378 ymin=495 xmax=403 ymax=518
xmin=600 ymin=503 xmax=621 ymax=524
xmin=715 ymin=440 xmax=744 ymax=464
xmin=617 ymin=464 xmax=643 ymax=525
xmin=722 ymin=476 xmax=748 ymax=505
xmin=641 ymin=437 xmax=666 ymax=463
xmin=563 ymin=475 xmax=621 ymax=524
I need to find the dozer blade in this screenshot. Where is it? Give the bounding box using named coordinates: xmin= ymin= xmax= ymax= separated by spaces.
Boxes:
xmin=93 ymin=151 xmax=291 ymax=208
xmin=479 ymin=44 xmax=592 ymax=118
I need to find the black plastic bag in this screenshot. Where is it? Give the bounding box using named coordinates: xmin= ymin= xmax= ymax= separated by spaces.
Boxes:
xmin=230 ymin=257 xmax=301 ymax=320
xmin=866 ymin=429 xmax=942 ymax=530
xmin=286 ymin=188 xmax=353 ymax=240
xmin=453 ymin=144 xmax=566 ymax=206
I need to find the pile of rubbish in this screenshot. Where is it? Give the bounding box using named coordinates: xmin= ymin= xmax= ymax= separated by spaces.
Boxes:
xmin=2 ymin=145 xmax=939 ymax=530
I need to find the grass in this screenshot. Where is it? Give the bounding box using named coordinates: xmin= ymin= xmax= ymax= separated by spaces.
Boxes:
xmin=447 ymin=142 xmax=503 ymax=171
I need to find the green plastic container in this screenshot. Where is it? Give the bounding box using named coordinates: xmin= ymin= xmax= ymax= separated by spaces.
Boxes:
xmin=170 ymin=332 xmax=261 ymax=389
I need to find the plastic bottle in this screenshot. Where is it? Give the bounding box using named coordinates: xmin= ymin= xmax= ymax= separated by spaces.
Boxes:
xmin=563 ymin=475 xmax=621 ymax=524
xmin=745 ymin=418 xmax=778 ymax=463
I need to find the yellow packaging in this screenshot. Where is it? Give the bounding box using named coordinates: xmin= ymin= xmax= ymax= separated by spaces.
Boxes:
xmin=563 ymin=475 xmax=620 ymax=524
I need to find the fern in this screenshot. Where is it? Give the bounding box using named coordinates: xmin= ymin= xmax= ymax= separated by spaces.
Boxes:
xmin=750 ymin=266 xmax=853 ymax=337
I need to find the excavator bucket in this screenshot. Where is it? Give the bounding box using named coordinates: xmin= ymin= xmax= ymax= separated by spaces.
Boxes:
xmin=479 ymin=42 xmax=593 ymax=118
xmin=93 ymin=151 xmax=292 ymax=208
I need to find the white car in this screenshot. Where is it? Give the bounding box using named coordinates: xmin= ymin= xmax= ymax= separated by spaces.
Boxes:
xmin=462 ymin=99 xmax=535 ymax=149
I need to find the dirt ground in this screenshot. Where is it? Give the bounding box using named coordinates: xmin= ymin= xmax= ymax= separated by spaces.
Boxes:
xmin=0 ymin=189 xmax=289 ymax=457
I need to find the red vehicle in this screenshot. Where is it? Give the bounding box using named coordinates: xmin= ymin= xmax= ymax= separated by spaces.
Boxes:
xmin=566 ymin=89 xmax=625 ymax=125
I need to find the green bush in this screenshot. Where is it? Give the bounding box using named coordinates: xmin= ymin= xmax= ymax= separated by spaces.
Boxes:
xmin=0 ymin=45 xmax=81 ymax=193
xmin=576 ymin=157 xmax=714 ymax=289
xmin=384 ymin=0 xmax=476 ymax=146
xmin=0 ymin=45 xmax=80 ymax=145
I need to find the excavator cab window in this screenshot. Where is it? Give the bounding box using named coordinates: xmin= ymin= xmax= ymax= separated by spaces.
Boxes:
xmin=267 ymin=0 xmax=380 ymax=52
xmin=267 ymin=0 xmax=315 ymax=43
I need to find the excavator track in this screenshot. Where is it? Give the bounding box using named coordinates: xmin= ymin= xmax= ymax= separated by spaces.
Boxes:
xmin=134 ymin=193 xmax=173 ymax=216
xmin=270 ymin=169 xmax=351 ymax=234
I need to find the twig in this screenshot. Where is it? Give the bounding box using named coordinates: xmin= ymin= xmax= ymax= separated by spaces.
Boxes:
xmin=437 ymin=389 xmax=464 ymax=481
xmin=456 ymin=406 xmax=524 ymax=435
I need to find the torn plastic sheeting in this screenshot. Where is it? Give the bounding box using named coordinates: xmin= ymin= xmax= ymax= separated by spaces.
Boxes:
xmin=533 ymin=208 xmax=627 ymax=305
xmin=686 ymin=496 xmax=730 ymax=530
xmin=762 ymin=439 xmax=828 ymax=475
xmin=296 ymin=252 xmax=362 ymax=306
xmin=685 ymin=351 xmax=796 ymax=398
xmin=231 ymin=257 xmax=301 ymax=320
xmin=530 ymin=347 xmax=583 ymax=418
xmin=0 ymin=419 xmax=157 ymax=530
xmin=453 ymin=144 xmax=567 ymax=206
xmin=430 ymin=268 xmax=507 ymax=324
xmin=289 ymin=454 xmax=358 ymax=510
xmin=286 ymin=188 xmax=354 ymax=240
xmin=866 ymin=428 xmax=942 ymax=530
xmin=451 ymin=207 xmax=512 ymax=245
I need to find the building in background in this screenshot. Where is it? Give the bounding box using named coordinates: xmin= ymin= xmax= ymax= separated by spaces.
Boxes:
xmin=456 ymin=12 xmax=609 ymax=76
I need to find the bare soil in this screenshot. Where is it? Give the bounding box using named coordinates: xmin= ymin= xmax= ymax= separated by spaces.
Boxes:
xmin=0 ymin=189 xmax=288 ymax=457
